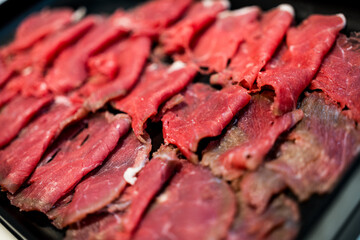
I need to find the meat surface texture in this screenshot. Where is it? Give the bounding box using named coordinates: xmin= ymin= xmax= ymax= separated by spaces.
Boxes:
xmin=162 ymin=83 xmax=250 ymax=162
xmin=257 ymin=14 xmax=346 ymax=115
xmin=9 ymin=113 xmax=131 ymax=212
xmin=311 ymin=33 xmax=360 ymax=122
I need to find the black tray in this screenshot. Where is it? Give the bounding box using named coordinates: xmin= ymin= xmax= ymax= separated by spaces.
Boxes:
xmin=0 ymin=0 xmax=360 ymax=239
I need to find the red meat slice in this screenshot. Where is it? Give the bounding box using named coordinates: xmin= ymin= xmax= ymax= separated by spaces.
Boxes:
xmin=113 ymin=62 xmax=197 ymax=141
xmin=159 ymin=0 xmax=229 ymax=55
xmin=176 ymin=6 xmax=260 ymax=73
xmin=133 ymin=160 xmax=236 ymax=240
xmin=0 ymin=94 xmax=53 ymax=148
xmin=0 ymin=98 xmax=85 ymax=194
xmin=79 ymin=36 xmax=151 ymax=112
xmin=257 ymin=14 xmax=346 ymax=115
xmin=48 ymin=131 xmax=151 ymax=228
xmin=267 ymin=92 xmax=360 ymax=201
xmin=162 ymin=83 xmax=250 ymax=162
xmin=310 ymin=33 xmax=360 ymax=122
xmin=227 ymin=195 xmax=299 ymax=240
xmin=0 ymin=58 xmax=13 ymax=87
xmin=211 ymin=4 xmax=294 ymax=88
xmin=9 ymin=113 xmax=131 ymax=212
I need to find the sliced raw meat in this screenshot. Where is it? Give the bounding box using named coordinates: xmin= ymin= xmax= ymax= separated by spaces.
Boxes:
xmin=176 ymin=6 xmax=260 ymax=73
xmin=48 ymin=131 xmax=151 ymax=228
xmin=162 ymin=83 xmax=250 ymax=162
xmin=267 ymin=92 xmax=360 ymax=201
xmin=310 ymin=33 xmax=360 ymax=122
xmin=227 ymin=194 xmax=299 ymax=240
xmin=113 ymin=61 xmax=197 ymax=141
xmin=45 ymin=15 xmax=128 ymax=94
xmin=211 ymin=4 xmax=294 ymax=88
xmin=9 ymin=113 xmax=131 ymax=212
xmin=159 ymin=0 xmax=229 ymax=55
xmin=257 ymin=14 xmax=346 ymax=115
xmin=0 ymin=58 xmax=12 ymax=87
xmin=0 ymin=94 xmax=53 ymax=148
xmin=133 ymin=160 xmax=236 ymax=240
xmin=80 ymin=36 xmax=151 ymax=112
xmin=0 ymin=89 xmax=17 ymax=108
xmin=0 ymin=97 xmax=86 ymax=194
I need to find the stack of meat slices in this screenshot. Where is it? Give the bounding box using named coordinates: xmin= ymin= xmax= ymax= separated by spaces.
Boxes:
xmin=0 ymin=0 xmax=359 ymax=239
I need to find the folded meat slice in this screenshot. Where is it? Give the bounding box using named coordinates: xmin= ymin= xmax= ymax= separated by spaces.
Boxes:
xmin=162 ymin=83 xmax=250 ymax=162
xmin=0 ymin=97 xmax=85 ymax=194
xmin=132 ymin=160 xmax=236 ymax=240
xmin=159 ymin=0 xmax=229 ymax=55
xmin=176 ymin=6 xmax=260 ymax=73
xmin=227 ymin=194 xmax=299 ymax=240
xmin=65 ymin=146 xmax=179 ymax=240
xmin=267 ymin=92 xmax=360 ymax=201
xmin=201 ymin=93 xmax=302 ymax=180
xmin=310 ymin=33 xmax=360 ymax=122
xmin=48 ymin=131 xmax=151 ymax=228
xmin=9 ymin=113 xmax=131 ymax=212
xmin=0 ymin=94 xmax=53 ymax=148
xmin=113 ymin=61 xmax=197 ymax=141
xmin=211 ymin=4 xmax=294 ymax=88
xmin=257 ymin=14 xmax=346 ymax=115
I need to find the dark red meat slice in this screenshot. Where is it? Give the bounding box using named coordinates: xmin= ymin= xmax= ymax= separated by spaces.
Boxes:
xmin=0 ymin=58 xmax=13 ymax=87
xmin=113 ymin=62 xmax=197 ymax=141
xmin=9 ymin=113 xmax=131 ymax=212
xmin=0 ymin=94 xmax=53 ymax=148
xmin=133 ymin=160 xmax=236 ymax=240
xmin=48 ymin=131 xmax=151 ymax=228
xmin=159 ymin=0 xmax=229 ymax=55
xmin=257 ymin=14 xmax=346 ymax=115
xmin=176 ymin=6 xmax=260 ymax=73
xmin=211 ymin=4 xmax=294 ymax=88
xmin=227 ymin=194 xmax=299 ymax=240
xmin=0 ymin=98 xmax=85 ymax=194
xmin=310 ymin=33 xmax=360 ymax=122
xmin=162 ymin=83 xmax=250 ymax=162
xmin=267 ymin=92 xmax=360 ymax=201
xmin=80 ymin=36 xmax=151 ymax=112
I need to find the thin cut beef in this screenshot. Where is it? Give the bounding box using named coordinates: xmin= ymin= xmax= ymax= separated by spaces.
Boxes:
xmin=211 ymin=4 xmax=294 ymax=88
xmin=176 ymin=6 xmax=260 ymax=73
xmin=228 ymin=194 xmax=299 ymax=240
xmin=162 ymin=83 xmax=250 ymax=162
xmin=9 ymin=113 xmax=131 ymax=212
xmin=48 ymin=131 xmax=151 ymax=228
xmin=267 ymin=92 xmax=360 ymax=201
xmin=310 ymin=33 xmax=360 ymax=122
xmin=80 ymin=36 xmax=151 ymax=112
xmin=201 ymin=93 xmax=302 ymax=180
xmin=133 ymin=160 xmax=236 ymax=240
xmin=0 ymin=94 xmax=53 ymax=148
xmin=0 ymin=97 xmax=86 ymax=194
xmin=0 ymin=58 xmax=12 ymax=87
xmin=159 ymin=0 xmax=229 ymax=55
xmin=113 ymin=61 xmax=197 ymax=141
xmin=257 ymin=14 xmax=346 ymax=115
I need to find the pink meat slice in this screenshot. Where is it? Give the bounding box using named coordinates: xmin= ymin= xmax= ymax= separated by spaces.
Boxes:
xmin=78 ymin=36 xmax=151 ymax=112
xmin=159 ymin=0 xmax=229 ymax=55
xmin=162 ymin=83 xmax=250 ymax=162
xmin=113 ymin=62 xmax=197 ymax=141
xmin=45 ymin=15 xmax=128 ymax=94
xmin=133 ymin=160 xmax=236 ymax=240
xmin=9 ymin=113 xmax=131 ymax=212
xmin=176 ymin=6 xmax=260 ymax=73
xmin=257 ymin=14 xmax=346 ymax=115
xmin=211 ymin=4 xmax=294 ymax=88
xmin=48 ymin=131 xmax=151 ymax=228
xmin=0 ymin=98 xmax=86 ymax=194
xmin=310 ymin=33 xmax=360 ymax=122
xmin=267 ymin=92 xmax=360 ymax=201
xmin=0 ymin=94 xmax=53 ymax=148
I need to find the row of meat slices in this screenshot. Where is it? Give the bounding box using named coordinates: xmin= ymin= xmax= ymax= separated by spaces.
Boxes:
xmin=0 ymin=0 xmax=360 ymax=239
